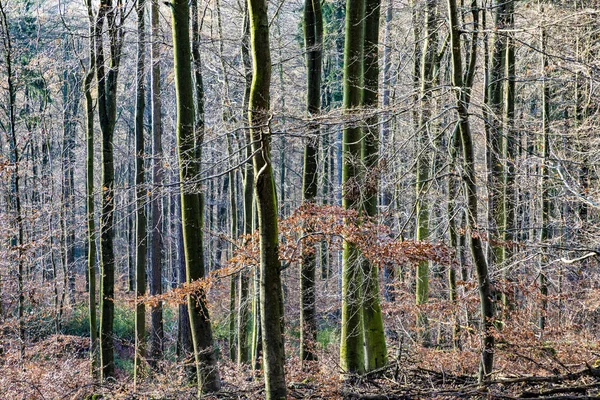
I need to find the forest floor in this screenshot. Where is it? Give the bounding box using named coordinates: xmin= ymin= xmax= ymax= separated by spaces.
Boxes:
xmin=2 ymin=331 xmax=600 ymax=399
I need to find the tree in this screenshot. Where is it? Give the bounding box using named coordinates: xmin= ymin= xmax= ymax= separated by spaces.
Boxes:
xmin=94 ymin=0 xmax=125 ymax=379
xmin=446 ymin=0 xmax=495 ymax=382
xmin=134 ymin=0 xmax=147 ymax=381
xmin=340 ymin=0 xmax=365 ymax=376
xmin=300 ymin=0 xmax=323 ymax=364
xmin=362 ymin=0 xmax=387 ymax=370
xmin=149 ymin=0 xmax=164 ymax=369
xmin=171 ymin=0 xmax=220 ymax=392
xmin=83 ymin=0 xmax=98 ymax=377
xmin=248 ymin=0 xmax=287 ymax=396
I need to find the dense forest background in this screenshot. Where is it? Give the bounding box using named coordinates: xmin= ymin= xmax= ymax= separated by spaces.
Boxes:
xmin=0 ymin=0 xmax=600 ymax=398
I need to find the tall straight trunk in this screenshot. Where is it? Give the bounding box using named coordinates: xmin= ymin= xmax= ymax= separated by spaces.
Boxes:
xmin=84 ymin=0 xmax=98 ymax=376
xmin=362 ymin=0 xmax=387 ymax=371
xmin=248 ymin=0 xmax=286 ymax=396
xmin=95 ymin=0 xmax=123 ymax=379
xmin=149 ymin=0 xmax=164 ymax=369
xmin=446 ymin=0 xmax=495 ymax=382
xmin=501 ymin=1 xmax=516 ymax=309
xmin=134 ymin=0 xmax=147 ymax=382
xmin=300 ymin=0 xmax=323 ymax=365
xmin=539 ymin=16 xmax=550 ymax=333
xmin=415 ymin=0 xmax=438 ymax=345
xmin=486 ymin=0 xmax=509 ymax=266
xmin=340 ymin=0 xmax=365 ymax=376
xmin=238 ymin=3 xmax=252 ymax=366
xmin=171 ymin=0 xmax=221 ymax=393
xmin=381 ymin=0 xmax=394 ymax=301
xmin=226 ymin=134 xmax=238 ymax=361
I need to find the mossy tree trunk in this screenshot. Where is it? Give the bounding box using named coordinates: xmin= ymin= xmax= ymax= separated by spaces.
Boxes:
xmin=171 ymin=0 xmax=221 ymax=392
xmin=340 ymin=0 xmax=365 ymax=376
xmin=362 ymin=0 xmax=387 ymax=371
xmin=248 ymin=0 xmax=287 ymax=396
xmin=84 ymin=0 xmax=98 ymax=377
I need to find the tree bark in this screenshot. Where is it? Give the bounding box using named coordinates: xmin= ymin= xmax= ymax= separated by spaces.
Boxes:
xmin=446 ymin=0 xmax=495 ymax=382
xmin=248 ymin=0 xmax=287 ymax=396
xmin=171 ymin=0 xmax=221 ymax=392
xmin=134 ymin=0 xmax=147 ymax=382
xmin=94 ymin=0 xmax=124 ymax=379
xmin=300 ymin=0 xmax=323 ymax=365
xmin=149 ymin=0 xmax=164 ymax=370
xmin=362 ymin=0 xmax=387 ymax=371
xmin=340 ymin=0 xmax=366 ymax=376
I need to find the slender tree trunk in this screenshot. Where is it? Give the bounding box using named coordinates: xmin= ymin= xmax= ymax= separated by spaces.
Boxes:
xmin=486 ymin=0 xmax=509 ymax=266
xmin=300 ymin=0 xmax=323 ymax=365
xmin=247 ymin=0 xmax=287 ymax=396
xmin=95 ymin=0 xmax=123 ymax=379
xmin=539 ymin=13 xmax=550 ymax=333
xmin=447 ymin=0 xmax=495 ymax=382
xmin=149 ymin=0 xmax=164 ymax=369
xmin=340 ymin=0 xmax=366 ymax=376
xmin=237 ymin=0 xmax=252 ymax=366
xmin=84 ymin=0 xmax=98 ymax=375
xmin=381 ymin=0 xmax=394 ymax=301
xmin=171 ymin=0 xmax=221 ymax=392
xmin=501 ymin=1 xmax=516 ymax=311
xmin=415 ymin=0 xmax=438 ymax=345
xmin=134 ymin=0 xmax=147 ymax=382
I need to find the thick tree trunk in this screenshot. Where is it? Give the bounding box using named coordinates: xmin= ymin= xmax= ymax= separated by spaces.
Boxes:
xmin=171 ymin=0 xmax=221 ymax=392
xmin=362 ymin=0 xmax=387 ymax=371
xmin=340 ymin=0 xmax=366 ymax=376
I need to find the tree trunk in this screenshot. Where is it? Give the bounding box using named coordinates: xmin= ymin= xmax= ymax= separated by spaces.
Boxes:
xmin=340 ymin=0 xmax=366 ymax=376
xmin=134 ymin=0 xmax=147 ymax=382
xmin=300 ymin=0 xmax=323 ymax=365
xmin=84 ymin=0 xmax=98 ymax=376
xmin=237 ymin=0 xmax=252 ymax=366
xmin=95 ymin=0 xmax=123 ymax=379
xmin=362 ymin=0 xmax=387 ymax=371
xmin=149 ymin=0 xmax=164 ymax=370
xmin=171 ymin=0 xmax=221 ymax=392
xmin=247 ymin=0 xmax=287 ymax=396
xmin=446 ymin=0 xmax=495 ymax=382
xmin=486 ymin=0 xmax=509 ymax=267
